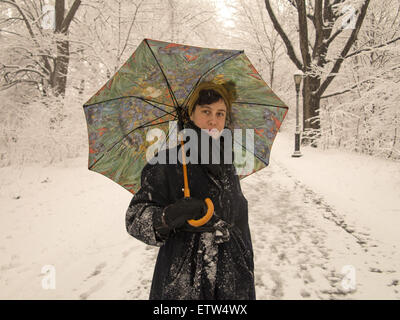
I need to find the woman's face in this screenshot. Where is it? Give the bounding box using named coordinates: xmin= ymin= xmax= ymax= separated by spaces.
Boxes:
xmin=190 ymin=99 xmax=227 ymax=139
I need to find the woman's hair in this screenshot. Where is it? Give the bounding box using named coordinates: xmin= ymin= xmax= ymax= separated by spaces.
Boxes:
xmin=186 ymin=80 xmax=237 ymax=127
xmin=192 ymin=89 xmax=223 ymax=111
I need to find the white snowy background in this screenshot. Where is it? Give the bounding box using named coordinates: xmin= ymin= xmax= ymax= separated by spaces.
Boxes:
xmin=0 ymin=0 xmax=399 ymax=299
xmin=1 ymin=131 xmax=399 ymax=300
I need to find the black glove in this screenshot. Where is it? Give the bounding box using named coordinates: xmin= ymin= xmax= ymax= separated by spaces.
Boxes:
xmin=163 ymin=197 xmax=207 ymax=229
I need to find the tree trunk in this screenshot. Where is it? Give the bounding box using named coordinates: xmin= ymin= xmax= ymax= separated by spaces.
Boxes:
xmin=54 ymin=39 xmax=70 ymax=97
xmin=269 ymin=59 xmax=275 ymax=89
xmin=52 ymin=0 xmax=81 ymax=97
xmin=264 ymin=0 xmax=371 ymax=147
xmin=302 ymin=75 xmax=321 ymax=146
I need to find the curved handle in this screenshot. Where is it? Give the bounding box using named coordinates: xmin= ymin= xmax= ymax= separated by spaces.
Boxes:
xmin=187 ymin=198 xmax=214 ymax=227
xmin=180 ymin=140 xmax=214 ymax=227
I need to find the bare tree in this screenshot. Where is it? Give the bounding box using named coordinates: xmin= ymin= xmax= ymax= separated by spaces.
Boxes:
xmin=264 ymin=0 xmax=374 ymax=144
xmin=316 ymin=0 xmax=400 ymax=158
xmin=0 ymin=0 xmax=81 ymax=97
xmin=236 ymin=0 xmax=284 ymax=89
xmin=161 ymin=0 xmax=217 ymax=44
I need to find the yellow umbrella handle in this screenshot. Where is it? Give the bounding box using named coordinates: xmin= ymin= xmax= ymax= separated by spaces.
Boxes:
xmin=187 ymin=198 xmax=214 ymax=227
xmin=180 ymin=139 xmax=214 ymax=227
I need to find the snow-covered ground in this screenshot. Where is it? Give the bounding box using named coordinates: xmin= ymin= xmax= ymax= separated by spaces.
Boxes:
xmin=0 ymin=132 xmax=399 ymax=299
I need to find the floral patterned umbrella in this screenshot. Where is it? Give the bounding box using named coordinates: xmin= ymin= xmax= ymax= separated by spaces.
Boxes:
xmin=83 ymin=39 xmax=288 ymax=194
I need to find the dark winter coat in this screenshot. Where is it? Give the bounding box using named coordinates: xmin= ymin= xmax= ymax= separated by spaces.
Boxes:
xmin=125 ymin=122 xmax=256 ymax=300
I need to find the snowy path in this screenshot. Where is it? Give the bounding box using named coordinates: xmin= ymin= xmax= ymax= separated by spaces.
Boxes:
xmin=1 ymin=135 xmax=399 ymax=299
xmin=244 ymin=157 xmax=399 ymax=299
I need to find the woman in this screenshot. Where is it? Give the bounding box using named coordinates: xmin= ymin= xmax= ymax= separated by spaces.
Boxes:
xmin=125 ymin=81 xmax=256 ymax=300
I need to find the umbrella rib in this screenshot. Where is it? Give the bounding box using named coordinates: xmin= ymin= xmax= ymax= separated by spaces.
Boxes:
xmin=138 ymin=117 xmax=178 ymax=130
xmin=157 ymin=121 xmax=177 ymax=152
xmin=234 ymin=101 xmax=289 ymax=109
xmin=113 ymin=113 xmax=177 ymax=147
xmin=233 ymin=137 xmax=268 ymax=166
xmin=141 ymin=99 xmax=177 ymax=118
xmin=145 ymin=39 xmax=179 ymax=109
xmin=89 ymin=113 xmax=178 ymax=170
xmin=136 ymin=118 xmax=178 ymax=158
xmin=181 ymin=50 xmax=244 ymax=108
xmin=119 ymin=119 xmax=177 ymax=166
xmin=83 ymin=95 xmax=176 ymax=109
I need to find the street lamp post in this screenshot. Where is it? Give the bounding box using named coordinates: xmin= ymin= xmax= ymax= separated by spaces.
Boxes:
xmin=292 ymin=70 xmax=303 ymax=158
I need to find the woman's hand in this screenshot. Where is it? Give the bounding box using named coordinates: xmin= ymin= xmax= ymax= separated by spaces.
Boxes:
xmin=163 ymin=197 xmax=207 ymax=229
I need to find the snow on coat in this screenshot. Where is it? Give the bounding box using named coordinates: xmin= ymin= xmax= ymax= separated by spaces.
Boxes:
xmin=125 ymin=124 xmax=256 ymax=300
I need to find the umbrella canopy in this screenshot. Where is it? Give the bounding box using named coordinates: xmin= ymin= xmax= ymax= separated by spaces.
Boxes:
xmin=83 ymin=38 xmax=288 ymax=194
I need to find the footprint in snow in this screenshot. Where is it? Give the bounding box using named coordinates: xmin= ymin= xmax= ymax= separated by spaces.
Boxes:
xmin=85 ymin=261 xmax=107 ymax=280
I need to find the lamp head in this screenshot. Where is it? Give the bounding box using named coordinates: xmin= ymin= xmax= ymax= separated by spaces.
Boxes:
xmin=294 ymin=70 xmax=303 ymax=86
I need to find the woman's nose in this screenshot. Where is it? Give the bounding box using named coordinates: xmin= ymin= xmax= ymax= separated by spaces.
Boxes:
xmin=208 ymin=113 xmax=217 ymax=125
